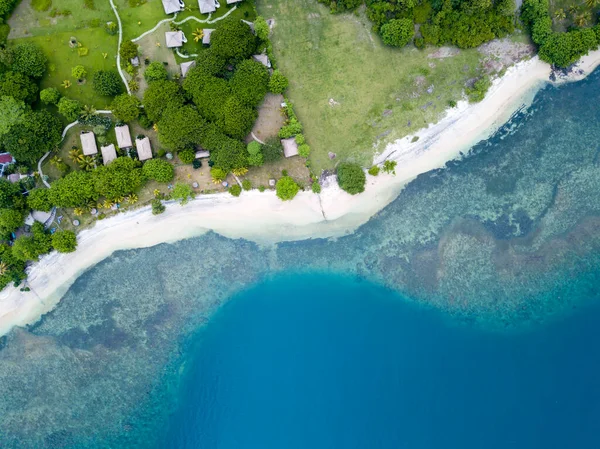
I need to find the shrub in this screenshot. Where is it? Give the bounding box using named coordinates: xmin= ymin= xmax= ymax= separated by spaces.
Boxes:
xmin=210 ymin=18 xmax=257 ymax=62
xmin=268 ymin=70 xmax=289 ymax=94
xmin=171 ymin=182 xmax=195 ymax=205
xmin=111 ymin=93 xmax=141 ymax=122
xmin=93 ymin=70 xmax=124 ymax=96
xmin=278 ymin=118 xmax=303 ymax=138
xmin=192 ymin=159 xmax=202 ymax=169
xmin=120 ymin=40 xmax=138 ymax=61
xmin=11 ymin=42 xmax=47 ymax=78
xmin=254 ymin=16 xmax=270 ymax=41
xmin=258 ymin=185 xmax=265 ymax=192
xmin=138 ymin=113 xmax=152 ymax=128
xmin=57 ymin=96 xmax=81 ymax=122
xmin=229 ymin=184 xmax=242 ymax=196
xmin=466 ymin=76 xmax=491 ymax=103
xmin=71 ymin=65 xmax=86 ymax=79
xmin=242 ymin=179 xmax=251 ymax=190
xmin=368 ymin=166 xmax=380 ymax=176
xmin=380 ymin=19 xmax=414 ymax=48
xmin=298 ymin=144 xmax=310 ymax=158
xmin=217 ymin=96 xmax=257 ymax=140
xmin=211 ymin=167 xmax=227 ymax=182
xmin=276 ymin=176 xmax=299 ymax=201
xmin=382 ymin=160 xmax=397 ymax=174
xmin=0 ymin=208 xmax=23 ymax=235
xmin=144 ymin=61 xmax=169 ymax=82
xmin=0 ymin=24 xmax=9 ymax=46
xmin=104 ymin=21 xmax=118 ymax=35
xmin=27 ymin=188 xmax=53 ymax=211
xmin=151 ymin=198 xmax=165 ymax=215
xmin=195 ymin=49 xmax=226 ymax=76
xmin=52 ymin=230 xmax=77 ymax=253
xmin=311 ymin=181 xmax=321 ymax=194
xmin=337 ymin=162 xmax=365 ymax=195
xmin=178 ymin=149 xmax=196 ymax=164
xmin=142 ymin=159 xmax=174 ymax=182
xmin=32 ymin=0 xmax=51 ymax=11
xmin=295 ymin=134 xmax=305 ymax=145
xmin=414 ymin=37 xmax=425 ymax=49
xmin=143 ymin=80 xmax=184 ymax=123
xmin=40 ymin=87 xmax=61 ymax=105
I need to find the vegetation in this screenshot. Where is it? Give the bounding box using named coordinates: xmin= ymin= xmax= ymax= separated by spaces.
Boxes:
xmin=178 ymin=149 xmax=196 ymax=164
xmin=40 ymin=87 xmax=61 ymax=105
xmin=110 ymin=94 xmax=141 ymax=122
xmin=276 ymin=176 xmax=300 ymax=201
xmin=380 ymin=19 xmax=414 ymax=48
xmin=382 ymin=160 xmax=397 ymax=174
xmin=92 ymin=70 xmax=123 ymax=96
xmin=151 ymin=198 xmax=166 ymax=215
xmin=337 ymin=162 xmax=366 ymax=195
xmin=171 ymin=182 xmax=195 ymax=205
xmin=242 ymin=179 xmax=252 ymax=190
xmin=119 ymin=40 xmax=138 ymax=61
xmin=268 ymin=69 xmax=289 ymax=94
xmin=51 ymin=230 xmax=78 ymax=253
xmin=58 ymin=97 xmax=82 ymax=122
xmin=229 ymin=184 xmax=242 ymax=196
xmin=210 ymin=18 xmax=257 ymax=63
xmin=144 ymin=61 xmax=169 ymax=83
xmin=142 ymin=159 xmax=175 ymax=183
xmin=368 ymin=166 xmax=380 ymax=176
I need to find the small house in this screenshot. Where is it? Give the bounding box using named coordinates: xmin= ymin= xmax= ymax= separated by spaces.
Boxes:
xmin=241 ymin=19 xmax=255 ymax=34
xmin=226 ymin=0 xmax=242 ymax=4
xmin=195 ymin=150 xmax=210 ymax=159
xmin=162 ymin=0 xmax=184 ymax=14
xmin=101 ymin=144 xmax=117 ymax=165
xmin=198 ymin=0 xmax=216 ymax=14
xmin=80 ymin=131 xmax=98 ymax=156
xmin=0 ymin=152 xmax=15 ymax=177
xmin=135 ymin=137 xmax=153 ymax=161
xmin=165 ymin=31 xmax=187 ymax=48
xmin=202 ymin=28 xmax=214 ymax=45
xmin=25 ymin=210 xmax=53 ymax=227
xmin=180 ymin=60 xmax=196 ymax=78
xmin=252 ymin=54 xmax=271 ymax=68
xmin=281 ymin=138 xmax=299 ymax=158
xmin=115 ymin=125 xmax=133 ymax=149
xmin=131 ymin=56 xmax=140 ymax=67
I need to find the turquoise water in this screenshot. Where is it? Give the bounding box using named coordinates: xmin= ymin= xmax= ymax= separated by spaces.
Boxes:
xmin=161 ymin=274 xmax=600 ymax=449
xmin=2 ymin=70 xmax=600 ymax=446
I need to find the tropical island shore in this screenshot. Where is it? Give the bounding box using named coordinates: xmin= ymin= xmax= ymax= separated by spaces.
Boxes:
xmin=1 ymin=51 xmax=600 ymax=337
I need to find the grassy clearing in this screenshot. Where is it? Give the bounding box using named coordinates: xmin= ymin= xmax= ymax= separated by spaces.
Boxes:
xmin=256 ymin=0 xmax=485 ymax=171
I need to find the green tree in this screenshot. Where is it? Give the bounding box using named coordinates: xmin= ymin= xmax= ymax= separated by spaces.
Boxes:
xmin=92 ymin=70 xmax=124 ymax=96
xmin=276 ymin=176 xmax=300 ymax=201
xmin=11 ymin=42 xmax=47 ymax=78
xmin=195 ymin=48 xmax=226 ymax=76
xmin=380 ymin=18 xmax=415 ymax=47
xmin=247 ymin=141 xmax=263 ymax=166
xmin=268 ymin=70 xmax=289 ymax=94
xmin=254 ymin=16 xmax=270 ymax=41
xmin=242 ymin=179 xmax=251 ymax=190
xmin=186 ymin=73 xmax=231 ymax=122
xmin=0 ymin=244 xmax=26 ymax=289
xmin=12 ymin=222 xmax=52 ymax=261
xmin=210 ymin=140 xmax=248 ymax=173
xmin=171 ymin=182 xmax=195 ymax=205
xmin=337 ymin=162 xmax=366 ymax=194
xmin=0 ymin=71 xmax=38 ymax=103
xmin=144 ymin=61 xmax=169 ymax=82
xmin=0 ymin=0 xmax=19 ymax=18
xmin=0 ymin=208 xmax=23 ymax=235
xmin=151 ymin=198 xmax=165 ymax=215
xmin=52 ymin=230 xmax=77 ymax=253
xmin=3 ymin=110 xmax=62 ymax=164
xmin=49 ymin=170 xmax=97 ymax=207
xmin=298 ymin=144 xmax=310 ymax=158
xmin=217 ymin=96 xmax=257 ymax=140
xmin=157 ymin=105 xmax=206 ymax=151
xmin=230 ymin=59 xmax=270 ymax=107
xmin=119 ymin=40 xmax=138 ymax=61
xmin=0 ymin=95 xmax=25 ymax=139
xmin=40 ymin=87 xmax=61 ymax=105
xmin=229 ymin=184 xmax=242 ymax=196
xmin=71 ymin=65 xmax=86 ymax=79
xmin=142 ymin=159 xmax=175 ymax=182
xmin=368 ymin=166 xmax=380 ymax=176
xmin=92 ymin=157 xmax=144 ymax=199
xmin=143 ymin=80 xmax=185 ymax=123
xmin=57 ymin=97 xmax=82 ymax=122
xmin=27 ymin=188 xmax=53 ymax=212
xmin=111 ymin=93 xmax=141 ymax=122
xmin=210 ymin=18 xmax=257 ymax=62
xmin=0 ymin=178 xmax=25 ymax=210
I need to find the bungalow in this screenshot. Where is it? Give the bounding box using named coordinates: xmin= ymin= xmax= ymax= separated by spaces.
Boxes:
xmin=241 ymin=19 xmax=255 ymax=34
xmin=0 ymin=152 xmax=15 ymax=177
xmin=165 ymin=30 xmax=187 ymax=48
xmin=180 ymin=60 xmax=196 ymax=77
xmin=281 ymin=138 xmax=299 ymax=158
xmin=202 ymin=28 xmax=214 ymax=45
xmin=198 ymin=0 xmax=217 ymax=14
xmin=24 ymin=210 xmax=54 ymax=228
xmin=226 ymin=0 xmax=242 ymax=4
xmin=135 ymin=136 xmax=153 ymax=161
xmin=115 ymin=124 xmax=133 ymax=149
xmin=101 ymin=144 xmax=117 ymax=165
xmin=162 ymin=0 xmax=184 ymax=14
xmin=80 ymin=131 xmax=98 ymax=156
xmin=252 ymin=54 xmax=271 ymax=68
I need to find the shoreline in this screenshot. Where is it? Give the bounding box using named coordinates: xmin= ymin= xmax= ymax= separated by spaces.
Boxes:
xmin=2 ymin=52 xmax=600 ymax=337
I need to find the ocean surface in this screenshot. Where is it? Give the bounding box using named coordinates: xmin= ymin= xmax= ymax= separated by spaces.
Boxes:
xmin=1 ymin=69 xmax=600 ymax=447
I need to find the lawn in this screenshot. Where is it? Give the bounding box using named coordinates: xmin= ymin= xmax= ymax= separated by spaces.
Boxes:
xmin=256 ymin=0 xmax=486 ymax=171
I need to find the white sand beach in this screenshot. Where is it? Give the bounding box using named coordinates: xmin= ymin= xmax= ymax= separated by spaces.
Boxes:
xmin=1 ymin=52 xmax=600 ymax=337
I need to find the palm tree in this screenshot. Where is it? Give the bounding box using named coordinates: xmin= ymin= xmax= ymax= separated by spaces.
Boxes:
xmin=80 ymin=105 xmax=96 ymax=120
xmin=79 ymin=156 xmax=95 ymax=172
xmin=103 ymin=199 xmax=114 ymax=209
xmin=232 ymin=167 xmax=248 ymax=176
xmin=0 ymin=261 xmax=8 ymax=276
xmin=50 ymin=156 xmax=63 ymax=168
xmin=585 ymin=0 xmax=599 ymax=8
xmin=554 ymin=8 xmax=566 ymax=20
xmin=62 ymin=80 xmax=72 ymax=89
xmin=69 ymin=148 xmax=84 ymax=164
xmin=193 ymin=28 xmax=204 ymax=43
xmin=568 ymin=4 xmax=579 ymax=16
xmin=575 ymin=11 xmax=591 ymax=26
xmin=73 ymin=207 xmax=85 ymax=216
xmin=126 ymin=194 xmax=138 ymax=205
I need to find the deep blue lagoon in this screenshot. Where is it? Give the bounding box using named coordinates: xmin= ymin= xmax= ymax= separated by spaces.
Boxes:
xmin=160 ymin=274 xmax=600 ymax=449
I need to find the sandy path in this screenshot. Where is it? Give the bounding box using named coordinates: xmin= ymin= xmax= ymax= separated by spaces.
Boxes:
xmin=2 ymin=52 xmax=600 ymax=337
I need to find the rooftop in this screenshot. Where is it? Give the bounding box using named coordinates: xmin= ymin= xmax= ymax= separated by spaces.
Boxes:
xmin=162 ymin=0 xmax=184 ymax=14
xmin=198 ymin=0 xmax=216 ymax=14
xmin=115 ymin=125 xmax=133 ymax=149
xmin=135 ymin=137 xmax=153 ymax=161
xmin=80 ymin=131 xmax=98 ymax=156
xmin=253 ymin=54 xmax=271 ymax=68
xmin=202 ymin=28 xmax=214 ymax=45
xmin=101 ymin=144 xmax=117 ymax=165
xmin=281 ymin=138 xmax=299 ymax=158
xmin=165 ymin=30 xmax=186 ymax=48
xmin=181 ymin=60 xmax=196 ymax=77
